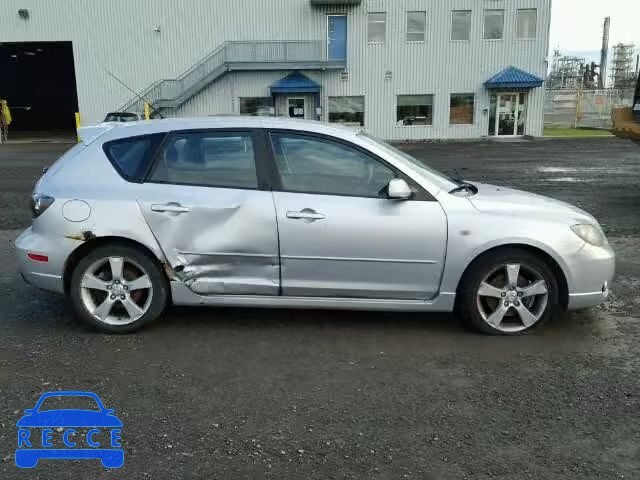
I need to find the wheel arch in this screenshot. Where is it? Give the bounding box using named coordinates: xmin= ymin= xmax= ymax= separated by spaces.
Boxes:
xmin=455 ymin=243 xmax=569 ymax=309
xmin=62 ymin=235 xmax=172 ymax=296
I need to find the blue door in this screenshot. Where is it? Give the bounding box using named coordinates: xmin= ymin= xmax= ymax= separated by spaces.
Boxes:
xmin=327 ymin=15 xmax=347 ymax=60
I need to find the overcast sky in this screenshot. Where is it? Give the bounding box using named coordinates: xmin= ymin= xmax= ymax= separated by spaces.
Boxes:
xmin=549 ymin=0 xmax=639 ymax=60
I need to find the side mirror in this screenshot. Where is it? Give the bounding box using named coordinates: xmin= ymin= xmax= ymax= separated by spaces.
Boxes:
xmin=387 ymin=178 xmax=412 ymax=200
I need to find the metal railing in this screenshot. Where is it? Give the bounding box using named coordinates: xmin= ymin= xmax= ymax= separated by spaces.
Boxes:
xmin=121 ymin=40 xmax=333 ymax=112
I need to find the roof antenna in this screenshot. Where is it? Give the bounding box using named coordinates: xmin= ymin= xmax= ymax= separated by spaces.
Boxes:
xmin=102 ymin=68 xmax=164 ymax=119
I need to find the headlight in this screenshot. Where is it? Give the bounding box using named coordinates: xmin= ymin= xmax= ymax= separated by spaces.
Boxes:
xmin=31 ymin=193 xmax=55 ymax=218
xmin=571 ymin=224 xmax=606 ymax=246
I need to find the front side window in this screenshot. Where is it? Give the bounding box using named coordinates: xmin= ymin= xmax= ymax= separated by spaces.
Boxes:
xmin=103 ymin=134 xmax=164 ymax=182
xmin=149 ymin=131 xmax=258 ymax=189
xmin=517 ymin=9 xmax=537 ymax=39
xmin=368 ymin=12 xmax=386 ymax=43
xmin=270 ymin=133 xmax=395 ymax=198
xmin=451 ymin=10 xmax=471 ymax=41
xmin=483 ymin=9 xmax=504 ymax=40
xmin=397 ymin=95 xmax=434 ymax=126
xmin=406 ymin=11 xmax=426 ymax=42
xmin=239 ymin=97 xmax=273 ymax=116
xmin=450 ymin=94 xmax=475 ymax=125
xmin=328 ymin=96 xmax=365 ymax=126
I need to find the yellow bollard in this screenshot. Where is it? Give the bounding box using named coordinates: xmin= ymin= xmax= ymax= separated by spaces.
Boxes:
xmin=75 ymin=112 xmax=81 ymax=142
xmin=144 ymin=102 xmax=151 ymax=120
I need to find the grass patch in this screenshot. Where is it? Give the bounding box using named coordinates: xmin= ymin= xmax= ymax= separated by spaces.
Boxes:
xmin=544 ymin=127 xmax=613 ymax=137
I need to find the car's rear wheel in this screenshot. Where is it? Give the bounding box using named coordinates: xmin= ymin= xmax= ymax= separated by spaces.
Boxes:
xmin=457 ymin=248 xmax=559 ymax=335
xmin=69 ymin=244 xmax=167 ymax=333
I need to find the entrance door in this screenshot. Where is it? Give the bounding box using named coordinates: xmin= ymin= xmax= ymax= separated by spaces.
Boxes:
xmin=494 ymin=93 xmax=526 ymax=136
xmin=327 ymin=15 xmax=347 ymax=60
xmin=287 ymin=98 xmax=305 ymax=118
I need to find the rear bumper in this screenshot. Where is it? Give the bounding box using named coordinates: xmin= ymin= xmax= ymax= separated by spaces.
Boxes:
xmin=565 ymin=242 xmax=615 ymax=310
xmin=15 ymin=227 xmax=78 ymax=294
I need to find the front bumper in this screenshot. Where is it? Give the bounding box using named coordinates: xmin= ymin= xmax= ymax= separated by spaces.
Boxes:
xmin=565 ymin=241 xmax=615 ymax=310
xmin=15 ymin=227 xmax=79 ymax=294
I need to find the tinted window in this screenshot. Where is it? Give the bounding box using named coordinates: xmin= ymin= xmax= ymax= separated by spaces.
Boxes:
xmin=451 ymin=10 xmax=471 ymax=41
xmin=483 ymin=9 xmax=504 ymax=40
xmin=450 ymin=94 xmax=475 ymax=125
xmin=149 ymin=131 xmax=257 ymax=189
xmin=397 ymin=95 xmax=434 ymax=126
xmin=271 ymin=133 xmax=395 ymax=198
xmin=104 ymin=134 xmax=163 ymax=182
xmin=104 ymin=112 xmax=139 ymax=122
xmin=328 ymin=96 xmax=365 ymax=126
xmin=407 ymin=11 xmax=426 ymax=42
xmin=368 ymin=13 xmax=386 ymax=43
xmin=517 ymin=9 xmax=537 ymax=39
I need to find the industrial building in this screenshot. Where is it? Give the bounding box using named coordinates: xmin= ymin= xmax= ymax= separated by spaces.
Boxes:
xmin=0 ymin=0 xmax=551 ymax=140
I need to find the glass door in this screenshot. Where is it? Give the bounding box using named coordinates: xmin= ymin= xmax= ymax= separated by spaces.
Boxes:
xmin=496 ymin=94 xmax=518 ymax=136
xmin=287 ymin=98 xmax=305 ymax=118
xmin=492 ymin=93 xmax=527 ymax=136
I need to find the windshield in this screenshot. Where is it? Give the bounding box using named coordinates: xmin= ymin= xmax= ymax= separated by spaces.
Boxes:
xmin=357 ymin=132 xmax=460 ymax=192
xmin=38 ymin=395 xmax=101 ymax=412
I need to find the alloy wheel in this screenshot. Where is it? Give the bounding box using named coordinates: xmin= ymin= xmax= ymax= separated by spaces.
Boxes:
xmin=476 ymin=263 xmax=549 ymax=333
xmin=79 ymin=256 xmax=154 ymax=325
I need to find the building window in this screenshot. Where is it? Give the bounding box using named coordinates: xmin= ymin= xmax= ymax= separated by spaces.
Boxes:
xmin=406 ymin=11 xmax=426 ymax=42
xmin=397 ymin=95 xmax=433 ymax=126
xmin=483 ymin=9 xmax=504 ymax=40
xmin=450 ymin=94 xmax=475 ymax=124
xmin=368 ymin=12 xmax=386 ymax=43
xmin=517 ymin=9 xmax=537 ymax=39
xmin=239 ymin=97 xmax=273 ymax=116
xmin=328 ymin=96 xmax=365 ymax=126
xmin=451 ymin=10 xmax=471 ymax=41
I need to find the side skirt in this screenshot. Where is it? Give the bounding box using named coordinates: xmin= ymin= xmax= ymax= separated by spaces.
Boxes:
xmin=170 ymin=282 xmax=456 ymax=312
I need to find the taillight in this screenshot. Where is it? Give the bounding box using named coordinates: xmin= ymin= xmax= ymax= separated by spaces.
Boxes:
xmin=31 ymin=193 xmax=55 ymax=218
xmin=27 ymin=253 xmax=49 ymax=262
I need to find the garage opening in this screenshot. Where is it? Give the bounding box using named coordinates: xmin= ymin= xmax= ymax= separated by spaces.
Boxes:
xmin=0 ymin=41 xmax=79 ymax=138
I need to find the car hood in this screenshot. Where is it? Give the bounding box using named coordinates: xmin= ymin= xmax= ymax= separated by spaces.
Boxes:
xmin=16 ymin=410 xmax=123 ymax=428
xmin=468 ymin=182 xmax=596 ymax=223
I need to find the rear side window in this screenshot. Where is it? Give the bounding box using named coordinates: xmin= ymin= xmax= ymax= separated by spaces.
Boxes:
xmin=103 ymin=134 xmax=164 ymax=182
xmin=148 ymin=131 xmax=258 ymax=189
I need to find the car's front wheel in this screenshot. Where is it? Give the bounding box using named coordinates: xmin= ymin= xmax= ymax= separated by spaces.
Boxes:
xmin=457 ymin=248 xmax=559 ymax=335
xmin=69 ymin=244 xmax=168 ymax=333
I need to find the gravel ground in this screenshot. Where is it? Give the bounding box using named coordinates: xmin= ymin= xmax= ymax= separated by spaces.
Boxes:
xmin=0 ymin=138 xmax=639 ymax=479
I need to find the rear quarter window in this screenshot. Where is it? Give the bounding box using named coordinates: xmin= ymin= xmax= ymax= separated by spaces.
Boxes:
xmin=103 ymin=134 xmax=164 ymax=182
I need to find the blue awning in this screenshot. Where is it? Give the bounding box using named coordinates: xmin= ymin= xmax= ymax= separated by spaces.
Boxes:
xmin=270 ymin=72 xmax=321 ymax=94
xmin=484 ymin=67 xmax=544 ymax=89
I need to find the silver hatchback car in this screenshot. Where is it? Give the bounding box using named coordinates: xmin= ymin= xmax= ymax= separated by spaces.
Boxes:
xmin=16 ymin=117 xmax=615 ymax=334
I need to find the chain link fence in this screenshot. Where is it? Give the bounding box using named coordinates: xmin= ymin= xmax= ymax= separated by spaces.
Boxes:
xmin=544 ymin=89 xmax=634 ymax=129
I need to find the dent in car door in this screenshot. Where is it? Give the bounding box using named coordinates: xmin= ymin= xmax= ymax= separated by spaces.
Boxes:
xmin=137 ymin=130 xmax=279 ymax=295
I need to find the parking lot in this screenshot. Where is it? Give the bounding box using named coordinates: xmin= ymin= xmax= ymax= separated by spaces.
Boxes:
xmin=1 ymin=137 xmax=639 ymax=479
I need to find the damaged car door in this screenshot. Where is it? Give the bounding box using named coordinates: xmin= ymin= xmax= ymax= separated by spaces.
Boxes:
xmin=137 ymin=129 xmax=280 ymax=295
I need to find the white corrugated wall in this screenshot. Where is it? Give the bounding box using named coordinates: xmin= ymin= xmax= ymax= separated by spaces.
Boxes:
xmin=0 ymin=0 xmax=551 ymax=139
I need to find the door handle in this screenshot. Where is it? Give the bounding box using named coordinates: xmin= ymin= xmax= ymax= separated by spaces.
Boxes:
xmin=286 ymin=209 xmax=326 ymax=221
xmin=151 ymin=203 xmax=191 ymax=213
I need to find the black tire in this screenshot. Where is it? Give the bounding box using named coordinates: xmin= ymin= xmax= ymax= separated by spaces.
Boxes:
xmin=457 ymin=247 xmax=559 ymax=335
xmin=69 ymin=244 xmax=168 ymax=333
